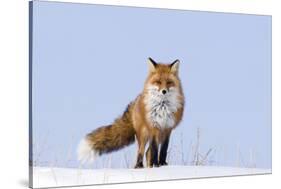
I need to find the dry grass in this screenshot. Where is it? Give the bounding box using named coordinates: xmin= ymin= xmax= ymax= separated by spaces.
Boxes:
xmin=32 ymin=127 xmax=256 ymax=169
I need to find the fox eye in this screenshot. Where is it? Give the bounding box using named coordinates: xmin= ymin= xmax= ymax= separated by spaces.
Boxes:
xmin=167 ymin=80 xmax=174 ymax=85
xmin=155 ymin=80 xmax=161 ymax=85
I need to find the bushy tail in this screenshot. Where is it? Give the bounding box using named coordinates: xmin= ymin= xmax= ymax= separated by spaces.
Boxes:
xmin=77 ymin=104 xmax=135 ymax=163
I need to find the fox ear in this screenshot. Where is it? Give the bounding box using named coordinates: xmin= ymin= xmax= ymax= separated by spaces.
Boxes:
xmin=170 ymin=59 xmax=180 ymax=74
xmin=147 ymin=57 xmax=158 ymax=73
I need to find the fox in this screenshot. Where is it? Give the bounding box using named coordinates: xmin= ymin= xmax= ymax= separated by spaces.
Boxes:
xmin=77 ymin=57 xmax=184 ymax=168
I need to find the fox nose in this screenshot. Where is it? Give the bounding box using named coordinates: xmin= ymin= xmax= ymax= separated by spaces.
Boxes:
xmin=162 ymin=89 xmax=167 ymax=95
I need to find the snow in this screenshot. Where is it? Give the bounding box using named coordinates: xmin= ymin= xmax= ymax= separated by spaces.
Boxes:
xmin=32 ymin=166 xmax=271 ymax=188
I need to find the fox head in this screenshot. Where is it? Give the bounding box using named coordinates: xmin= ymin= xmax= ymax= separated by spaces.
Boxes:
xmin=144 ymin=57 xmax=184 ymax=129
xmin=144 ymin=57 xmax=182 ymax=95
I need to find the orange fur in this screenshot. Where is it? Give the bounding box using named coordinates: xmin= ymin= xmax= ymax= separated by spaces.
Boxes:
xmin=78 ymin=58 xmax=184 ymax=168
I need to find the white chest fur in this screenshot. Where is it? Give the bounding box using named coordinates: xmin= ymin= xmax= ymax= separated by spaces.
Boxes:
xmin=144 ymin=86 xmax=182 ymax=129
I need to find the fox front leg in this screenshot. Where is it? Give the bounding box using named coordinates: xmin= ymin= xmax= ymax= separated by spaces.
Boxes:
xmin=151 ymin=138 xmax=159 ymax=167
xmin=146 ymin=137 xmax=159 ymax=168
xmin=159 ymin=133 xmax=171 ymax=166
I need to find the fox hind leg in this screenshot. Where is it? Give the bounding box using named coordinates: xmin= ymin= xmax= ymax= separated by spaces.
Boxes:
xmin=145 ymin=145 xmax=152 ymax=168
xmin=134 ymin=134 xmax=148 ymax=169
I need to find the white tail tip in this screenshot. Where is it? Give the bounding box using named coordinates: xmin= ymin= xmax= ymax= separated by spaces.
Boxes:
xmin=77 ymin=138 xmax=98 ymax=164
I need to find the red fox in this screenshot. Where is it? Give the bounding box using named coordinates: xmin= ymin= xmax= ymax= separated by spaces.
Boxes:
xmin=77 ymin=58 xmax=184 ymax=168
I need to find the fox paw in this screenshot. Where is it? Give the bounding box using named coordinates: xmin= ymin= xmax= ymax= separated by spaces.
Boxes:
xmin=153 ymin=164 xmax=160 ymax=168
xmin=159 ymin=161 xmax=168 ymax=166
xmin=134 ymin=163 xmax=144 ymax=169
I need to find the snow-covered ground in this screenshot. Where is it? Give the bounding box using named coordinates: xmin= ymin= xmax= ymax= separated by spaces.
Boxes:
xmin=32 ymin=166 xmax=271 ymax=188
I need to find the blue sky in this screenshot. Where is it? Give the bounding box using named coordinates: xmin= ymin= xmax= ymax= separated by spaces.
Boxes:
xmin=32 ymin=1 xmax=271 ymax=169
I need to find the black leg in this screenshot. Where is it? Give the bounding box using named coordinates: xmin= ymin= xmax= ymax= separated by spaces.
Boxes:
xmin=159 ymin=134 xmax=170 ymax=166
xmin=151 ymin=138 xmax=159 ymax=167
